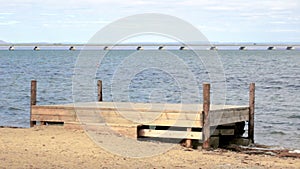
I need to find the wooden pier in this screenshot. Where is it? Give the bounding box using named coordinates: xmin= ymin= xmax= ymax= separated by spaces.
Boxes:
xmin=30 ymin=80 xmax=255 ymax=149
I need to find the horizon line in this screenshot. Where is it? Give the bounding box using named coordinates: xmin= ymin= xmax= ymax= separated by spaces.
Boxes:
xmin=1 ymin=42 xmax=300 ymax=46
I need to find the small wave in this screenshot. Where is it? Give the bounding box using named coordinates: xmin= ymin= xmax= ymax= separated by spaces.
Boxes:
xmin=288 ymin=115 xmax=300 ymax=119
xmin=261 ymin=86 xmax=282 ymax=90
xmin=8 ymin=107 xmax=24 ymax=111
xmin=270 ymin=131 xmax=286 ymax=135
xmin=269 ymin=122 xmax=286 ymax=125
xmin=285 ymin=84 xmax=300 ymax=88
xmin=262 ymin=125 xmax=273 ymax=129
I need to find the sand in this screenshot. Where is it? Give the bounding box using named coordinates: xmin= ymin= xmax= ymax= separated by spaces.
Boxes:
xmin=0 ymin=126 xmax=299 ymax=169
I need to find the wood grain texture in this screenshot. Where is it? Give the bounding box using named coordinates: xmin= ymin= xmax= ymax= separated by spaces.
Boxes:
xmin=31 ymin=102 xmax=249 ymax=128
xmin=249 ymin=83 xmax=255 ymax=143
xmin=202 ymin=83 xmax=210 ymax=149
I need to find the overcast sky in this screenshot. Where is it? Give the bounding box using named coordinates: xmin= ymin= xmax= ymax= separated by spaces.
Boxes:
xmin=0 ymin=0 xmax=299 ymax=43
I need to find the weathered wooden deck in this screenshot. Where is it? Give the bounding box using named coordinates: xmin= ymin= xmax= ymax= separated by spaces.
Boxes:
xmin=29 ymin=80 xmax=255 ymax=149
xmin=31 ymin=102 xmax=249 ymax=127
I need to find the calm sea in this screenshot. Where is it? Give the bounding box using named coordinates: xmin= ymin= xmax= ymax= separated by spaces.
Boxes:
xmin=0 ymin=50 xmax=299 ymax=149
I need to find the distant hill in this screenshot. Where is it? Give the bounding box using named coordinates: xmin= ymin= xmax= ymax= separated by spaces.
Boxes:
xmin=0 ymin=40 xmax=8 ymax=44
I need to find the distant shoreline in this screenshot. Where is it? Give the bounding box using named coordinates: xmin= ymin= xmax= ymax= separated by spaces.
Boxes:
xmin=1 ymin=42 xmax=299 ymax=51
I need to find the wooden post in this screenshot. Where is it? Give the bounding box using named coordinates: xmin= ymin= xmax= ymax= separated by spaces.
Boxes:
xmin=185 ymin=128 xmax=192 ymax=148
xmin=30 ymin=80 xmax=37 ymax=127
xmin=248 ymin=83 xmax=255 ymax=143
xmin=97 ymin=80 xmax=103 ymax=102
xmin=202 ymin=83 xmax=210 ymax=149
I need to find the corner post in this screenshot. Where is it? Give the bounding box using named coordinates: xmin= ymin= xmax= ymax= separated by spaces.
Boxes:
xmin=97 ymin=80 xmax=103 ymax=102
xmin=202 ymin=83 xmax=210 ymax=149
xmin=249 ymin=83 xmax=255 ymax=143
xmin=30 ymin=80 xmax=37 ymax=127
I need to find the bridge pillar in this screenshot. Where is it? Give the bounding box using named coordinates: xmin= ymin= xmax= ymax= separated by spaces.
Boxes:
xmin=179 ymin=46 xmax=186 ymax=50
xmin=9 ymin=46 xmax=15 ymax=51
xmin=137 ymin=46 xmax=143 ymax=50
xmin=267 ymin=46 xmax=276 ymax=50
xmin=210 ymin=46 xmax=217 ymax=50
xmin=286 ymin=46 xmax=295 ymax=50
xmin=69 ymin=46 xmax=76 ymax=51
xmin=239 ymin=46 xmax=247 ymax=50
xmin=158 ymin=46 xmax=164 ymax=50
xmin=33 ymin=46 xmax=40 ymax=51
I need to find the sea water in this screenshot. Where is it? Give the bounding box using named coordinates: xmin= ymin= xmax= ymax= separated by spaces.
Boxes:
xmin=0 ymin=50 xmax=299 ymax=149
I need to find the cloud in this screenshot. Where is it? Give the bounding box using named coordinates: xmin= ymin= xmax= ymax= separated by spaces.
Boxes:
xmin=41 ymin=20 xmax=110 ymax=28
xmin=0 ymin=12 xmax=14 ymax=15
xmin=40 ymin=13 xmax=58 ymax=16
xmin=270 ymin=29 xmax=300 ymax=33
xmin=0 ymin=21 xmax=20 ymax=25
xmin=0 ymin=0 xmax=299 ymax=42
xmin=269 ymin=21 xmax=288 ymax=24
xmin=62 ymin=20 xmax=110 ymax=24
xmin=203 ymin=6 xmax=238 ymax=11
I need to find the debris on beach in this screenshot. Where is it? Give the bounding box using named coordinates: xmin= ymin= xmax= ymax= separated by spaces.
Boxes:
xmin=224 ymin=144 xmax=300 ymax=158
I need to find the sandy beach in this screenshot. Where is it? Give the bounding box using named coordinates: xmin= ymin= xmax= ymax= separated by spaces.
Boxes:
xmin=0 ymin=126 xmax=299 ymax=169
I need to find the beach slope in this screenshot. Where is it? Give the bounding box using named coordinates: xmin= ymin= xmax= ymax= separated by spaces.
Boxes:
xmin=0 ymin=126 xmax=299 ymax=168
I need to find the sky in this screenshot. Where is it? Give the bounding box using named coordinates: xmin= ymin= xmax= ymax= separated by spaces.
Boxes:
xmin=0 ymin=0 xmax=299 ymax=43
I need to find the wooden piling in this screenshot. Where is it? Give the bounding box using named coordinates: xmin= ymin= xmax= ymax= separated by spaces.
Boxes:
xmin=185 ymin=128 xmax=192 ymax=148
xmin=249 ymin=83 xmax=255 ymax=143
xmin=97 ymin=80 xmax=103 ymax=102
xmin=30 ymin=80 xmax=37 ymax=127
xmin=202 ymin=83 xmax=210 ymax=149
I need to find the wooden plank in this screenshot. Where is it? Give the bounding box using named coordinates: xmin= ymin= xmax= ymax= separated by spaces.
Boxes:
xmin=32 ymin=105 xmax=202 ymax=123
xmin=210 ymin=108 xmax=249 ymax=126
xmin=143 ymin=119 xmax=202 ymax=128
xmin=31 ymin=114 xmax=76 ymax=122
xmin=32 ymin=101 xmax=249 ymax=129
xmin=31 ymin=106 xmax=76 ymax=116
xmin=64 ymin=122 xmax=139 ymax=129
xmin=32 ymin=104 xmax=203 ymax=115
xmin=31 ymin=108 xmax=245 ymax=125
xmin=138 ymin=128 xmax=233 ymax=139
xmin=37 ymin=102 xmax=244 ymax=113
xmin=42 ymin=102 xmax=204 ymax=113
xmin=78 ymin=115 xmax=201 ymax=128
xmin=78 ymin=118 xmax=201 ymax=128
xmin=31 ymin=104 xmax=248 ymax=128
xmin=98 ymin=110 xmax=201 ymax=121
xmin=210 ymin=107 xmax=249 ymax=118
xmin=139 ymin=129 xmax=202 ymax=140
